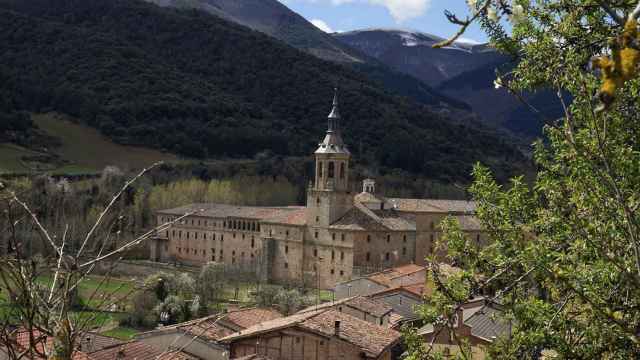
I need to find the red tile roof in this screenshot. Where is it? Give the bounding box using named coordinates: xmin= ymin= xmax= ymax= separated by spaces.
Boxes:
xmin=298 ymin=296 xmax=393 ymax=318
xmin=139 ymin=308 xmax=283 ymax=343
xmin=87 ymin=341 xmax=197 ymax=360
xmin=157 ymin=203 xmax=306 ymax=226
xmin=221 ymin=309 xmax=400 ymax=358
xmin=12 ymin=329 xmax=122 ymax=360
xmin=386 ymin=198 xmax=476 ymax=213
xmin=223 ymin=308 xmax=283 ymax=330
xmin=367 ymin=264 xmax=425 ymax=286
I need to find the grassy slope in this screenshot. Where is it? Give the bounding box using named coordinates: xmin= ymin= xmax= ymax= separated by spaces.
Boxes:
xmin=0 ymin=113 xmax=179 ymax=175
xmin=0 ymin=143 xmax=41 ymax=173
xmin=34 ymin=113 xmax=179 ymax=172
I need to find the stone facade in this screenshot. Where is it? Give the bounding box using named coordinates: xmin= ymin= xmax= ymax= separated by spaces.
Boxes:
xmin=150 ymin=92 xmax=486 ymax=289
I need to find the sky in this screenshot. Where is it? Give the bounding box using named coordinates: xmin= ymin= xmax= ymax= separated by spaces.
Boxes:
xmin=278 ymin=0 xmax=488 ymax=43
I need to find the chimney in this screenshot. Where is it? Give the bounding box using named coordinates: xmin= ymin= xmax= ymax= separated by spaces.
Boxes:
xmin=334 ymin=320 xmax=341 ymax=337
xmin=456 ymin=307 xmax=464 ymax=329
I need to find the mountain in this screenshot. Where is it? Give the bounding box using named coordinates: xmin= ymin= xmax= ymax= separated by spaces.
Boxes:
xmin=335 ymin=29 xmax=504 ymax=86
xmin=147 ymin=0 xmax=364 ymax=63
xmin=0 ymin=0 xmax=527 ymax=182
xmin=334 ymin=29 xmax=564 ymax=136
xmin=143 ymin=0 xmax=471 ymax=111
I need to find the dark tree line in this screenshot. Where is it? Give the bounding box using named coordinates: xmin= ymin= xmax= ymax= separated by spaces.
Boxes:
xmin=0 ymin=0 xmax=528 ymax=182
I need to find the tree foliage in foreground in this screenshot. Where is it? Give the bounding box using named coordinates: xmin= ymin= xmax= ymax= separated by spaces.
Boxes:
xmin=407 ymin=1 xmax=640 ymax=359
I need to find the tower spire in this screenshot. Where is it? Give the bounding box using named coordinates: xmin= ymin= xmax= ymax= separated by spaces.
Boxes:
xmin=327 ymin=88 xmax=340 ymax=132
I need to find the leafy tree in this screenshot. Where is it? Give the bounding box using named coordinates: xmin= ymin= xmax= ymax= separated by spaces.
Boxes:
xmin=197 ymin=262 xmax=225 ymax=311
xmin=274 ymin=288 xmax=307 ymax=315
xmin=127 ymin=290 xmax=157 ymax=328
xmin=254 ymin=286 xmax=280 ymax=308
xmin=144 ymin=273 xmax=176 ymax=302
xmin=154 ymin=295 xmax=186 ymax=325
xmin=407 ymin=1 xmax=640 ymax=359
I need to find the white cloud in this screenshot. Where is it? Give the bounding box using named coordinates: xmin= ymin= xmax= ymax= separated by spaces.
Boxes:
xmin=310 ymin=19 xmax=334 ymax=32
xmin=456 ymin=37 xmax=482 ymax=45
xmin=282 ymin=0 xmax=431 ymax=23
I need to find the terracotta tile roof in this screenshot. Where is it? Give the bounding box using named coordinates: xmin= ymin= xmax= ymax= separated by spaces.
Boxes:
xmin=179 ymin=317 xmax=235 ymax=343
xmin=87 ymin=341 xmax=197 ymax=360
xmin=13 ymin=329 xmax=123 ymax=359
xmin=369 ymin=283 xmax=425 ymax=300
xmin=221 ymin=310 xmax=321 ymax=342
xmin=344 ymin=296 xmax=393 ymax=318
xmin=222 ymin=308 xmax=284 ymax=330
xmin=157 ymin=203 xmax=305 ymax=224
xmin=298 ymin=296 xmax=392 ymax=318
xmin=139 ymin=308 xmax=283 ymax=343
xmin=301 ymin=310 xmax=401 ymax=357
xmin=386 ymin=198 xmax=476 ymax=214
xmin=261 ymin=207 xmax=307 ymax=226
xmin=366 ymin=264 xmax=425 ymax=286
xmin=76 ymin=333 xmax=126 ymax=353
xmin=222 ymin=309 xmax=400 ymax=358
xmin=330 ymin=203 xmax=415 ymax=231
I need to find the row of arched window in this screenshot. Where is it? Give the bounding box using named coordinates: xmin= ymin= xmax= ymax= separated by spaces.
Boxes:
xmin=317 ymin=161 xmax=346 ymax=179
xmin=223 ymin=219 xmax=260 ymax=232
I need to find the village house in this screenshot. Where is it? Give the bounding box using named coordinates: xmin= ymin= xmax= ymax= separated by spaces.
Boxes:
xmin=0 ymin=329 xmax=195 ymax=360
xmin=334 ymin=264 xmax=426 ymax=299
xmin=150 ymin=91 xmax=486 ymax=289
xmin=220 ymin=308 xmax=402 ymax=360
xmin=297 ymin=295 xmax=394 ymax=327
xmin=418 ymin=298 xmax=511 ymax=360
xmin=136 ymin=307 xmax=283 ymax=360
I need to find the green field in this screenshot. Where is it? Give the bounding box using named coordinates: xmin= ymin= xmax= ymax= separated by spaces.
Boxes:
xmin=34 ymin=113 xmax=179 ymax=172
xmin=0 ymin=143 xmax=43 ymax=173
xmin=0 ymin=113 xmax=180 ymax=175
xmin=101 ymin=326 xmax=139 ymax=340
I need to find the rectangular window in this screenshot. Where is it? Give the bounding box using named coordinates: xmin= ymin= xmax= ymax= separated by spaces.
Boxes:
xmin=314 ymin=249 xmax=318 ymax=257
xmin=285 ymin=246 xmax=289 ymax=254
xmin=285 ymin=262 xmax=289 ymax=269
xmin=315 ymin=232 xmax=318 ymax=239
xmin=403 ymin=247 xmax=407 ymax=255
xmin=366 ymin=252 xmax=370 ymax=261
xmin=340 ymin=252 xmax=344 ymax=260
xmin=385 ymin=252 xmax=390 ymax=261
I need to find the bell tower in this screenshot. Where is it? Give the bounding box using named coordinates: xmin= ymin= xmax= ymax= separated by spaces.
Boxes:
xmin=306 ymin=89 xmax=353 ymax=227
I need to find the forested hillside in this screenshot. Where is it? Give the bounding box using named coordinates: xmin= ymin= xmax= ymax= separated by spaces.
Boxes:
xmin=0 ymin=0 xmax=527 ymax=181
